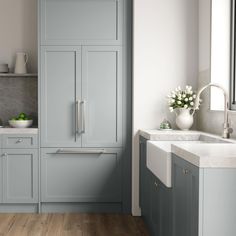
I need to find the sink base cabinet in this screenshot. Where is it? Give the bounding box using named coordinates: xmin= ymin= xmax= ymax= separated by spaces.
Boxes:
xmin=41 ymin=148 xmax=122 ymax=203
xmin=139 ymin=137 xmax=172 ymax=236
xmin=172 ymin=154 xmax=236 ymax=236
xmin=172 ymin=154 xmax=199 ymax=236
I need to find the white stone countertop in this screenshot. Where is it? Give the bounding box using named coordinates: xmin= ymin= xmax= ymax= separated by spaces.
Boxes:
xmin=0 ymin=128 xmax=38 ymax=134
xmin=172 ymin=143 xmax=236 ymax=168
xmin=140 ymin=129 xmax=236 ymax=168
xmin=139 ymin=129 xmax=236 ymax=142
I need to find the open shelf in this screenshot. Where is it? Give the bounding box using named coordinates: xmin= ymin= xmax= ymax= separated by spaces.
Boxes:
xmin=0 ymin=73 xmax=37 ymax=77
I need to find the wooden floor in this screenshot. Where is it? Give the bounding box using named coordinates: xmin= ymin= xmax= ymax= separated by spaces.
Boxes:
xmin=0 ymin=213 xmax=149 ymax=236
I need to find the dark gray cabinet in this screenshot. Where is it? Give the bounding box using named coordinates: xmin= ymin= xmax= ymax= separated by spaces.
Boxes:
xmin=140 ymin=136 xmax=236 ymax=236
xmin=2 ymin=149 xmax=38 ymax=203
xmin=172 ymin=154 xmax=236 ymax=236
xmin=0 ymin=150 xmax=2 ymax=203
xmin=172 ymin=154 xmax=199 ymax=236
xmin=139 ymin=137 xmax=172 ymax=236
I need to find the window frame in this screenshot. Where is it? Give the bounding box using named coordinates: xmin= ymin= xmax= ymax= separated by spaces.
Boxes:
xmin=231 ymin=0 xmax=236 ymax=110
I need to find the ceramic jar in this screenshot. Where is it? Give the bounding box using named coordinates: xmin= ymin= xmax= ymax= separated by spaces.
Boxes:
xmin=175 ymin=108 xmax=195 ymax=130
xmin=14 ymin=52 xmax=28 ymax=74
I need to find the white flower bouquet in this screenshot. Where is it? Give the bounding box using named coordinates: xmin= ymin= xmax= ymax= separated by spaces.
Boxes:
xmin=167 ymin=86 xmax=197 ymax=112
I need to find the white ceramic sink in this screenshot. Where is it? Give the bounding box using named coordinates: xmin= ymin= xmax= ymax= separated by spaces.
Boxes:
xmin=146 ymin=134 xmax=233 ymax=188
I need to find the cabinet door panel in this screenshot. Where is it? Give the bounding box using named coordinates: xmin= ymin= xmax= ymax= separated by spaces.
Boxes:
xmin=2 ymin=149 xmax=38 ymax=203
xmin=150 ymin=175 xmax=161 ymax=236
xmin=41 ymin=46 xmax=82 ymax=147
xmin=172 ymin=155 xmax=199 ymax=236
xmin=41 ymin=148 xmax=122 ymax=202
xmin=40 ymin=0 xmax=123 ymax=45
xmin=0 ymin=151 xmax=2 ymax=203
xmin=82 ymin=46 xmax=122 ymax=147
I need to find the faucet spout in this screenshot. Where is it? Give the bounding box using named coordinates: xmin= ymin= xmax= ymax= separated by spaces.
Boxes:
xmin=194 ymin=83 xmax=233 ymax=139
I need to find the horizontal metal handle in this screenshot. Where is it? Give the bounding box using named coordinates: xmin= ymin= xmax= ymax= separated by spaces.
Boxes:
xmin=48 ymin=149 xmax=106 ymax=155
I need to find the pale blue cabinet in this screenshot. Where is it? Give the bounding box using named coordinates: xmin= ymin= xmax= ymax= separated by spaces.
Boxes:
xmin=40 ymin=46 xmax=82 ymax=147
xmin=2 ymin=149 xmax=38 ymax=204
xmin=40 ymin=46 xmax=122 ymax=148
xmin=41 ymin=148 xmax=122 ymax=202
xmin=2 ymin=134 xmax=38 ymax=149
xmin=82 ymin=46 xmax=122 ymax=147
xmin=39 ymin=0 xmax=131 ymax=213
xmin=40 ymin=0 xmax=123 ymax=45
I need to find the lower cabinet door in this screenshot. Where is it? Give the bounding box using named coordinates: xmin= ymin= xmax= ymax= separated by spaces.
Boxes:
xmin=41 ymin=148 xmax=122 ymax=202
xmin=172 ymin=155 xmax=199 ymax=236
xmin=0 ymin=150 xmax=2 ymax=203
xmin=150 ymin=173 xmax=161 ymax=236
xmin=149 ymin=172 xmax=172 ymax=236
xmin=2 ymin=149 xmax=38 ymax=203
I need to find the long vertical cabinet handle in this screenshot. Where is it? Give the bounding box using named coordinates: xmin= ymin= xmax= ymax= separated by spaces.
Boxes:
xmin=81 ymin=101 xmax=86 ymax=133
xmin=76 ymin=100 xmax=81 ymax=134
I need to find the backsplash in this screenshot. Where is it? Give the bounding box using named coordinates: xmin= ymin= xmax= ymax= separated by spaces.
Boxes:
xmin=0 ymin=77 xmax=37 ymax=126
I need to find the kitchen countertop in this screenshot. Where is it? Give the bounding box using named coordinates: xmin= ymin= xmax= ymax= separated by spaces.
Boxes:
xmin=0 ymin=128 xmax=38 ymax=134
xmin=139 ymin=129 xmax=234 ymax=142
xmin=172 ymin=143 xmax=236 ymax=168
xmin=140 ymin=129 xmax=236 ymax=168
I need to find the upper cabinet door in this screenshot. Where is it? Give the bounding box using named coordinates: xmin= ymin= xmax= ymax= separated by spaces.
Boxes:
xmin=40 ymin=46 xmax=82 ymax=147
xmin=40 ymin=0 xmax=123 ymax=45
xmin=82 ymin=46 xmax=122 ymax=147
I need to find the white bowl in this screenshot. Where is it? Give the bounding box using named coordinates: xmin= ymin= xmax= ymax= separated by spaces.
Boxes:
xmin=9 ymin=120 xmax=33 ymax=128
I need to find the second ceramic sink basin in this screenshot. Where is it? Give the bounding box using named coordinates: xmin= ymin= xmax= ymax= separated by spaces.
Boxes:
xmin=146 ymin=134 xmax=233 ymax=187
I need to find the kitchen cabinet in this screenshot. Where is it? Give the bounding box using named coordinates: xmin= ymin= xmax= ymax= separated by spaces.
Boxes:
xmin=172 ymin=154 xmax=236 ymax=236
xmin=0 ymin=150 xmax=2 ymax=203
xmin=150 ymin=174 xmax=172 ymax=236
xmin=2 ymin=134 xmax=38 ymax=149
xmin=2 ymin=149 xmax=38 ymax=204
xmin=40 ymin=46 xmax=122 ymax=148
xmin=0 ymin=133 xmax=39 ymax=206
xmin=39 ymin=0 xmax=131 ymax=213
xmin=40 ymin=0 xmax=123 ymax=45
xmin=40 ymin=46 xmax=82 ymax=147
xmin=81 ymin=46 xmax=122 ymax=147
xmin=139 ymin=137 xmax=150 ymax=220
xmin=139 ymin=137 xmax=172 ymax=236
xmin=41 ymin=148 xmax=121 ymax=203
xmin=172 ymin=154 xmax=199 ymax=236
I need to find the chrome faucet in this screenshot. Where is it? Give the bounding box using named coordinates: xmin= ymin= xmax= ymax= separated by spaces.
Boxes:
xmin=194 ymin=83 xmax=233 ymax=139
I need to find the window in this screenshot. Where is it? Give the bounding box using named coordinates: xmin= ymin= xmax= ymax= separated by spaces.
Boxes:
xmin=211 ymin=0 xmax=231 ymax=111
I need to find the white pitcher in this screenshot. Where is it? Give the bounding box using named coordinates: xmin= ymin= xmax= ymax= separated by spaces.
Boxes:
xmin=14 ymin=52 xmax=28 ymax=74
xmin=175 ymin=108 xmax=195 ymax=130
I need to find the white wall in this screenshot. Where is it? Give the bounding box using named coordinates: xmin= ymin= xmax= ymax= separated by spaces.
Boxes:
xmin=132 ymin=0 xmax=199 ymax=215
xmin=0 ymin=0 xmax=37 ymax=73
xmin=197 ymin=0 xmax=236 ymax=137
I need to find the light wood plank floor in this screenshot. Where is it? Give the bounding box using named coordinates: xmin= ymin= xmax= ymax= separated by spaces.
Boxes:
xmin=0 ymin=214 xmax=149 ymax=236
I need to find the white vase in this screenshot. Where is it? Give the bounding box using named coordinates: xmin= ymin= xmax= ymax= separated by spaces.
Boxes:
xmin=175 ymin=108 xmax=194 ymax=130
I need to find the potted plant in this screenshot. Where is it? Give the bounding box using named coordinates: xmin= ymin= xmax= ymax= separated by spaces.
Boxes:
xmin=167 ymin=86 xmax=199 ymax=130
